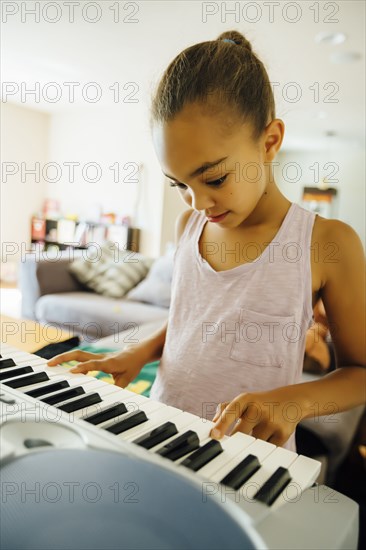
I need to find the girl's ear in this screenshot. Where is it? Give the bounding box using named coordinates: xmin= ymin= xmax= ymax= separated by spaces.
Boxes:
xmin=263 ymin=119 xmax=285 ymax=161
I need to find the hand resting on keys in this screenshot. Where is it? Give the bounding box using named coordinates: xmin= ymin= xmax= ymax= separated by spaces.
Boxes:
xmin=47 ymin=346 xmax=149 ymax=388
xmin=210 ymin=388 xmax=303 ymax=447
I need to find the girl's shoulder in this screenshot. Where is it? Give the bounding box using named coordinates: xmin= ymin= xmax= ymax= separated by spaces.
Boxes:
xmin=312 ymin=214 xmax=365 ymax=285
xmin=313 ymin=214 xmax=362 ymax=251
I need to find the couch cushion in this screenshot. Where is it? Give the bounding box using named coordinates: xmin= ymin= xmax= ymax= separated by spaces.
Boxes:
xmin=126 ymin=253 xmax=173 ymax=308
xmin=68 ymin=242 xmax=154 ymax=298
xmin=35 ymin=292 xmax=169 ymax=340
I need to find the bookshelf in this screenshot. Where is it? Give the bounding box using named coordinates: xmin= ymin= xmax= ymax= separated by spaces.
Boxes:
xmin=31 ymin=217 xmax=140 ymax=252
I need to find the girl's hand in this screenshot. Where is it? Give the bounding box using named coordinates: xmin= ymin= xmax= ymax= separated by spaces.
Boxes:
xmin=47 ymin=347 xmax=147 ymax=388
xmin=210 ymin=390 xmax=303 ymax=447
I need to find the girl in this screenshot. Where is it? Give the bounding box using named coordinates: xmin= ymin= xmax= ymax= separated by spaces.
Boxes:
xmin=48 ymin=31 xmax=365 ymax=452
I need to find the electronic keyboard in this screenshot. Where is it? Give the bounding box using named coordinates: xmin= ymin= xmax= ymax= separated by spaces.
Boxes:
xmin=0 ymin=344 xmax=359 ymax=550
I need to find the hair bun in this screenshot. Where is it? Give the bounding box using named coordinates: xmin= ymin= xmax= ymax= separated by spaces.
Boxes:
xmin=217 ymin=31 xmax=252 ymax=53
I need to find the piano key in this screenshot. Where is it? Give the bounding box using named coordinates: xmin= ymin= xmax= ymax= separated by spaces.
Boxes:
xmin=0 ymin=366 xmax=33 ymax=381
xmin=172 ymin=417 xmax=216 ymax=465
xmin=83 ymin=403 xmax=128 ymax=425
xmin=156 ymin=430 xmax=200 ymax=461
xmin=68 ymin=390 xmax=156 ymax=422
xmin=115 ymin=404 xmax=181 ymax=442
xmin=254 ymin=466 xmax=292 ymax=506
xmin=0 ymin=351 xmax=78 ymax=377
xmin=105 ymin=410 xmax=148 ymax=435
xmin=197 ymin=432 xmax=256 ymax=479
xmin=181 ymin=439 xmax=224 ymax=472
xmin=133 ymin=421 xmax=178 ymax=449
xmin=42 ymin=379 xmax=119 ymax=406
xmin=42 ymin=386 xmax=85 ymax=405
xmin=0 ymin=361 xmax=72 ymax=379
xmin=209 ymin=438 xmax=276 ymax=484
xmin=220 ymin=454 xmax=261 ymax=490
xmin=25 ymin=379 xmax=70 ymax=398
xmin=147 ymin=411 xmax=208 ymax=452
xmin=3 ymin=371 xmax=49 ymax=389
xmin=16 ymin=361 xmax=80 ymax=378
xmin=270 ymin=454 xmax=321 ymax=510
xmin=20 ymin=373 xmax=105 ymax=397
xmin=0 ymin=358 xmax=16 ymax=369
xmin=236 ymin=447 xmax=298 ymax=506
xmin=58 ymin=392 xmax=103 ymax=413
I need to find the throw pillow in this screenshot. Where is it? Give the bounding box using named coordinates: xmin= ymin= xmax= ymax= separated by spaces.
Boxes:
xmin=126 ymin=252 xmax=174 ymax=308
xmin=68 ymin=242 xmax=154 ymax=298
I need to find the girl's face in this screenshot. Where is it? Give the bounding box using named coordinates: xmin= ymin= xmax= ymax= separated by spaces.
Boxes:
xmin=152 ymin=101 xmax=284 ymax=229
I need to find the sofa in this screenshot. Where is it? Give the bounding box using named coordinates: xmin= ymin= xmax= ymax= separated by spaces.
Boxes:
xmin=19 ymin=251 xmax=170 ymax=341
xmin=19 ymin=250 xmax=365 ymax=486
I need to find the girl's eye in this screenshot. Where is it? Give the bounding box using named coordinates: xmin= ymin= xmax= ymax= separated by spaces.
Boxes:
xmin=206 ymin=175 xmax=227 ymax=186
xmin=169 ymin=175 xmax=227 ymax=189
xmin=169 ymin=182 xmax=187 ymax=189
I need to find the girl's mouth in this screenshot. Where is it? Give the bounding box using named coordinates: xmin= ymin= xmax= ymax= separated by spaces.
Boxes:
xmin=206 ymin=211 xmax=229 ymax=223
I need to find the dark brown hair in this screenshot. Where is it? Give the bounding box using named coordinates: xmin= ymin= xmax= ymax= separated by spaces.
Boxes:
xmin=150 ymin=30 xmax=276 ymax=142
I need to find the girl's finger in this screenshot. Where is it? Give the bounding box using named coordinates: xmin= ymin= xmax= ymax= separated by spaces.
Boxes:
xmin=70 ymin=357 xmax=117 ymax=375
xmin=211 ymin=397 xmax=248 ymax=439
xmin=47 ymin=350 xmax=105 ymax=366
xmin=212 ymin=402 xmax=228 ymax=423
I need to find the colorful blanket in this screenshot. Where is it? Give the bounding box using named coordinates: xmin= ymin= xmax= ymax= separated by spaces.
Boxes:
xmin=63 ymin=345 xmax=159 ymax=397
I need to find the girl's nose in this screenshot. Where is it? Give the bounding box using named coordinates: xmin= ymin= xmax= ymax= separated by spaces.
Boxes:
xmin=190 ymin=190 xmax=215 ymax=212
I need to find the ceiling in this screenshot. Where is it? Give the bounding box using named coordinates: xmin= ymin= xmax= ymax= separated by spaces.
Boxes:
xmin=1 ymin=0 xmax=365 ymax=150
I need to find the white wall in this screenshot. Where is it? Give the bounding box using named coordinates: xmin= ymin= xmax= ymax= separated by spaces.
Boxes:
xmin=274 ymin=147 xmax=365 ymax=249
xmin=0 ymin=103 xmax=49 ymax=276
xmin=47 ymin=104 xmax=165 ymax=257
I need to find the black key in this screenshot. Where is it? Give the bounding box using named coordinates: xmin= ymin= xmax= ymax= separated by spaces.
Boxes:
xmin=84 ymin=403 xmax=128 ymax=425
xmin=181 ymin=439 xmax=223 ymax=471
xmin=105 ymin=410 xmax=148 ymax=435
xmin=254 ymin=466 xmax=292 ymax=506
xmin=3 ymin=372 xmax=49 ymax=389
xmin=26 ymin=380 xmax=70 ymax=398
xmin=221 ymin=454 xmax=261 ymax=490
xmin=0 ymin=367 xmax=33 ymax=381
xmin=41 ymin=386 xmax=85 ymax=405
xmin=156 ymin=431 xmax=200 ymax=461
xmin=0 ymin=358 xmax=16 ymax=369
xmin=133 ymin=422 xmax=178 ymax=449
xmin=58 ymin=393 xmax=102 ymax=413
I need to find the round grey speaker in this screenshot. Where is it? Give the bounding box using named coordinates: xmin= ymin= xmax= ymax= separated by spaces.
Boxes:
xmin=0 ymin=448 xmax=263 ymax=549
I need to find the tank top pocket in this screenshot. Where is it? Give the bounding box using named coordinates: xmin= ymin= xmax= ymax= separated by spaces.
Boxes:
xmin=229 ymin=308 xmax=297 ymax=368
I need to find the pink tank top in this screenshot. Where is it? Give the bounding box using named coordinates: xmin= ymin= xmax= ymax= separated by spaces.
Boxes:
xmin=150 ymin=202 xmax=317 ymax=451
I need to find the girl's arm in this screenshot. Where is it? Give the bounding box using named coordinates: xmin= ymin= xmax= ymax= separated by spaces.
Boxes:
xmin=211 ymin=220 xmax=365 ymax=445
xmin=296 ymin=219 xmax=366 ymax=415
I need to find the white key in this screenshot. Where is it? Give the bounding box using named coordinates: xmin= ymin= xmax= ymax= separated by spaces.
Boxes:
xmin=270 ymin=454 xmax=321 ymax=510
xmin=197 ymin=432 xmax=256 ymax=479
xmin=239 ymin=447 xmax=298 ymax=503
xmin=0 ymin=348 xmax=28 ymax=359
xmin=210 ymin=438 xmax=277 ymax=484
